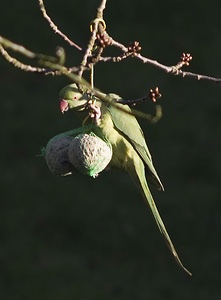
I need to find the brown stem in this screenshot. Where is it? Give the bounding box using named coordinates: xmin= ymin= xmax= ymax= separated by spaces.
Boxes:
xmin=38 ymin=0 xmax=82 ymax=51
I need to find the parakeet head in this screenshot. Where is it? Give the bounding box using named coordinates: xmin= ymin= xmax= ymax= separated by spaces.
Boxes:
xmin=59 ymin=84 xmax=89 ymax=113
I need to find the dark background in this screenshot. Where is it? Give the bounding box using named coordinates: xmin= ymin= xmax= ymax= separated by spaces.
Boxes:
xmin=1 ymin=0 xmax=221 ymax=299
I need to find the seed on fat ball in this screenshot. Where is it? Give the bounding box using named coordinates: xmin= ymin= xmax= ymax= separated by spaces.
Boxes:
xmin=68 ymin=132 xmax=112 ymax=178
xmin=45 ymin=136 xmax=75 ymax=176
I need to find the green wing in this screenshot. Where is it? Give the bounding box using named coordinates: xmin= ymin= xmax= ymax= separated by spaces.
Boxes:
xmin=107 ymin=94 xmax=164 ymax=190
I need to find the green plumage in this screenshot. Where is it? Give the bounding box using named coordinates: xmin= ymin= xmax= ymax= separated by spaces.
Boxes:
xmin=59 ymin=84 xmax=191 ymax=276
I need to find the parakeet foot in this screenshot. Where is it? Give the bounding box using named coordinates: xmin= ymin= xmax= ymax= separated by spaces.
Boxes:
xmin=88 ymin=100 xmax=101 ymax=125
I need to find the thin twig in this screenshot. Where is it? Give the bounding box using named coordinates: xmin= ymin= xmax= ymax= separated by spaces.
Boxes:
xmin=1 ymin=0 xmax=221 ymax=87
xmin=38 ymin=0 xmax=82 ymax=51
xmin=0 ymin=43 xmax=48 ymax=73
xmin=0 ymin=35 xmax=57 ymax=63
xmin=78 ymin=0 xmax=108 ymax=78
xmin=173 ymin=70 xmax=221 ymax=83
xmin=0 ymin=34 xmax=160 ymax=122
xmin=111 ymin=39 xmax=128 ymax=52
xmin=96 ymin=0 xmax=107 ymax=19
xmin=78 ymin=22 xmax=98 ymax=77
xmin=99 ymin=50 xmax=221 ymax=83
xmin=0 ymin=36 xmax=73 ymax=75
xmin=0 ymin=35 xmax=35 ymax=58
xmin=135 ymin=53 xmax=221 ymax=83
xmin=99 ymin=54 xmax=128 ymax=62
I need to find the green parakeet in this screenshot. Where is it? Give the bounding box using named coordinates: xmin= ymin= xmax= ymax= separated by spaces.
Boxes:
xmin=59 ymin=83 xmax=191 ymax=276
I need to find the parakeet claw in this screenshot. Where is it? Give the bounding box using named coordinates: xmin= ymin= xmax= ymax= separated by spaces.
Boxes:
xmin=88 ymin=100 xmax=101 ymax=124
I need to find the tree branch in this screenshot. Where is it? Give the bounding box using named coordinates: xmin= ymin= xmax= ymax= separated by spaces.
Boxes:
xmin=135 ymin=53 xmax=221 ymax=83
xmin=38 ymin=0 xmax=82 ymax=51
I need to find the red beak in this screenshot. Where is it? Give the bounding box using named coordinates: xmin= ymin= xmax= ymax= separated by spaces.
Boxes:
xmin=59 ymin=99 xmax=69 ymax=113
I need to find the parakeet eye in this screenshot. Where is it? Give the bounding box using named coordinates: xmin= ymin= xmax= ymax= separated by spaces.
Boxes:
xmin=73 ymin=96 xmax=77 ymax=100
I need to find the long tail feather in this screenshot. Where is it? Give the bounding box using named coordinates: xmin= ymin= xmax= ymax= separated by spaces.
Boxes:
xmin=129 ymin=159 xmax=192 ymax=276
